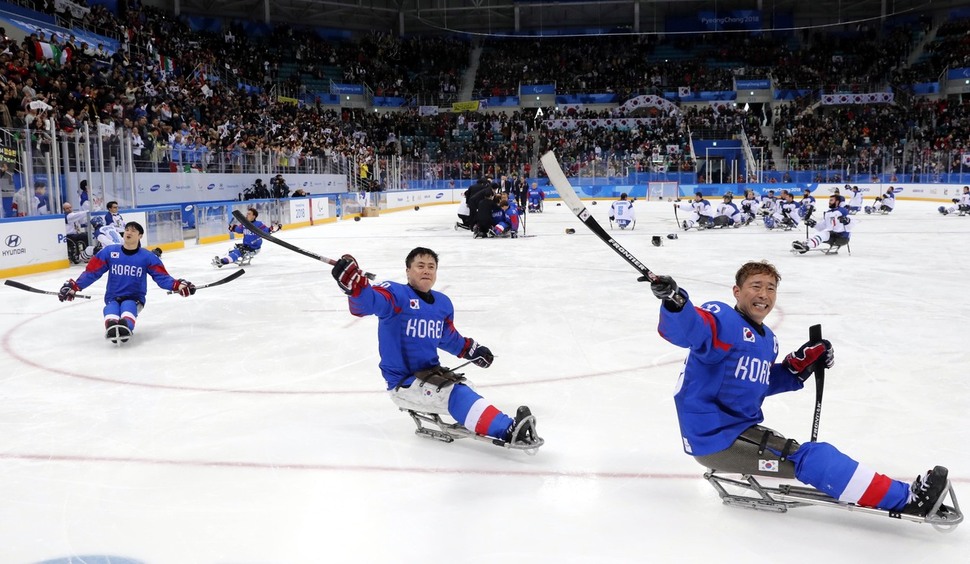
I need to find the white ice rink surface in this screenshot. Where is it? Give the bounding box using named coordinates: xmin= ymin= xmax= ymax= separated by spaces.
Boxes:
xmin=1 ymin=196 xmax=968 ymax=563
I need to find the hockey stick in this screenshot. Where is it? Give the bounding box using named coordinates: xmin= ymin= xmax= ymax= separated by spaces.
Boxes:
xmin=166 ymin=269 xmax=247 ymax=294
xmin=231 ymin=210 xmax=376 ymax=280
xmin=4 ymin=279 xmax=93 ymax=299
xmin=540 ymin=150 xmax=685 ymax=308
xmin=673 ymin=201 xmax=680 ymax=228
xmin=809 ymin=323 xmax=824 ymax=442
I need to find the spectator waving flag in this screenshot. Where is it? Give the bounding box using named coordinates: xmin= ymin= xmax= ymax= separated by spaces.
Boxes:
xmin=156 ymin=54 xmax=175 ymax=74
xmin=962 ymin=153 xmax=970 ymax=168
xmin=34 ymin=41 xmax=71 ymax=65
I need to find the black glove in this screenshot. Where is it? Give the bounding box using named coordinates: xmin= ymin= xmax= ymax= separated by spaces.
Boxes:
xmin=646 ymin=275 xmax=679 ymax=301
xmin=463 ymin=339 xmax=494 ymax=368
xmin=332 ymin=254 xmax=369 ymax=296
xmin=805 ymin=218 xmax=817 ymax=228
xmin=173 ymin=279 xmax=196 ymax=297
xmin=838 ymin=215 xmax=850 ymax=225
xmin=783 ymin=339 xmax=834 ymax=381
xmin=58 ymin=279 xmax=78 ymax=302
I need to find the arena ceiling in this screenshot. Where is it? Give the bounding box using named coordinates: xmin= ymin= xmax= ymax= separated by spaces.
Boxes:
xmin=161 ymin=0 xmax=964 ymax=36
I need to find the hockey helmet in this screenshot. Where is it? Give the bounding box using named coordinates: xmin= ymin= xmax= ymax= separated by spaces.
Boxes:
xmin=723 ymin=192 xmax=733 ymax=201
xmin=90 ymin=215 xmax=105 ymax=230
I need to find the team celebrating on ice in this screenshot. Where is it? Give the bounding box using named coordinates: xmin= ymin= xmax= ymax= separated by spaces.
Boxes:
xmin=30 ymin=167 xmax=962 ymax=531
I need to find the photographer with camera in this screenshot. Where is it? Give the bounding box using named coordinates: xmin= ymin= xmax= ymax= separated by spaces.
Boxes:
xmin=270 ymin=174 xmax=290 ymax=199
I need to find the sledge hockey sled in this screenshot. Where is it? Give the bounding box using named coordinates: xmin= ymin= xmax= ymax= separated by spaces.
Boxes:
xmin=704 ymin=470 xmax=963 ymax=532
xmin=403 ymin=409 xmax=544 ymax=455
xmin=791 ymin=239 xmax=851 ymax=256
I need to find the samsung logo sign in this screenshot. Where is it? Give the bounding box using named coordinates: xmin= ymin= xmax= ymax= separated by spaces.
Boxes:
xmin=150 ymin=184 xmax=160 ymax=192
xmin=207 ymin=183 xmax=216 ymax=190
xmin=435 ymin=192 xmax=444 ymax=199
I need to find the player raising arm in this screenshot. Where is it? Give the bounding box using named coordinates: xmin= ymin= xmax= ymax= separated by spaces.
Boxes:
xmin=331 ymin=246 xmax=541 ymax=450
xmin=58 ymin=221 xmax=195 ymax=344
xmin=644 ymin=260 xmax=951 ymax=519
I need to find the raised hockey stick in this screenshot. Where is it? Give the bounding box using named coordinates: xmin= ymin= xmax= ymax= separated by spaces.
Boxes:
xmin=809 ymin=323 xmax=824 ymax=442
xmin=4 ymin=279 xmax=93 ymax=299
xmin=540 ymin=150 xmax=686 ymax=308
xmin=166 ymin=269 xmax=247 ymax=294
xmin=232 ymin=210 xmax=376 ymax=280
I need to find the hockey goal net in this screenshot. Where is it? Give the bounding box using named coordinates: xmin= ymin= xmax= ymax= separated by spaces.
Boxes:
xmin=648 ymin=181 xmax=680 ymax=201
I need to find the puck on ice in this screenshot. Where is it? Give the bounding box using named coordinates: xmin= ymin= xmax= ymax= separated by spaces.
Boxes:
xmin=354 ymin=216 xmax=361 ymax=222
xmin=414 ymin=205 xmax=420 ymax=211
xmin=565 ymin=228 xmax=576 ymax=234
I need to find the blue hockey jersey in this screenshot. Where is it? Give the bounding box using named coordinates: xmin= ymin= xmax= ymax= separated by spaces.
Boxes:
xmin=231 ymin=221 xmax=269 ymax=249
xmin=76 ymin=244 xmax=179 ymax=305
xmin=348 ymin=281 xmax=471 ymax=389
xmin=658 ymin=294 xmax=803 ymax=456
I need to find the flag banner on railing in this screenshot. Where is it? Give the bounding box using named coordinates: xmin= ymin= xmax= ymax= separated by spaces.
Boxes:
xmin=33 ymin=41 xmax=71 ymax=65
xmin=821 ymin=92 xmax=893 ymax=105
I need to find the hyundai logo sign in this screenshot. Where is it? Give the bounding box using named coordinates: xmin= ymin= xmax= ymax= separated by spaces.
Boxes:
xmin=5 ymin=234 xmax=21 ymax=247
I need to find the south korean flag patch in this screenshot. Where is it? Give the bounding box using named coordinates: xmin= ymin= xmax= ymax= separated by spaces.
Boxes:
xmin=409 ymin=299 xmax=420 ymax=310
xmin=758 ymin=459 xmax=780 ymax=472
xmin=110 ymin=251 xmax=120 ymax=259
xmin=742 ymin=327 xmax=755 ymax=343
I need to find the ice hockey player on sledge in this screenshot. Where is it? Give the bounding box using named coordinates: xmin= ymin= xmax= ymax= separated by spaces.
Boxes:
xmin=330 ymin=247 xmax=540 ymax=448
xmin=527 ymin=181 xmax=545 ymax=213
xmin=739 ymin=189 xmax=760 ymax=224
xmin=712 ymin=192 xmax=741 ymax=228
xmin=939 ymin=186 xmax=970 ymax=216
xmin=609 ymin=193 xmax=636 ymax=229
xmin=645 ymin=260 xmax=951 ymax=518
xmin=677 ymin=191 xmax=715 ymax=230
xmin=57 ymin=221 xmax=195 ymax=344
xmin=866 ymin=186 xmax=896 ymax=214
xmin=792 ymin=194 xmax=853 ymax=253
xmin=846 ymin=186 xmax=864 ymax=214
xmin=213 ymin=207 xmax=279 ymax=267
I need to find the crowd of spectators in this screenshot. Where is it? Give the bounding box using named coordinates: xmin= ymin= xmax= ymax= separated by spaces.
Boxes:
xmin=2 ymin=0 xmax=970 ymax=188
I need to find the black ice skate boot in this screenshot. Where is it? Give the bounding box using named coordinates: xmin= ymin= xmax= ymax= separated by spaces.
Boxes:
xmin=791 ymin=241 xmax=809 ymax=254
xmin=507 ymin=406 xmax=540 ymax=446
xmin=902 ymin=466 xmax=949 ymax=517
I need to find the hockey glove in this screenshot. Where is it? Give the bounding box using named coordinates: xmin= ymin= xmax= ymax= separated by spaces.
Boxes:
xmin=173 ymin=279 xmax=196 ymax=297
xmin=804 ymin=218 xmax=817 ymax=228
xmin=783 ymin=339 xmax=834 ymax=381
xmin=58 ymin=279 xmax=79 ymax=302
xmin=838 ymin=215 xmax=850 ymax=225
xmin=462 ymin=339 xmax=494 ymax=368
xmin=332 ymin=254 xmax=369 ymax=297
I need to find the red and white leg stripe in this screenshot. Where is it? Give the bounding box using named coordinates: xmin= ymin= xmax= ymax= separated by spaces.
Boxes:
xmin=463 ymin=398 xmax=500 ymax=436
xmin=839 ymin=464 xmax=893 ymax=507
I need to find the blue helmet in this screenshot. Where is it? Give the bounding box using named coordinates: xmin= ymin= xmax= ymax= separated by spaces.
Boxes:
xmin=90 ymin=215 xmax=105 ymax=230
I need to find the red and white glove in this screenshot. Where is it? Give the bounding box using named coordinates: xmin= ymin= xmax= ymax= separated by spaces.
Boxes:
xmin=783 ymin=339 xmax=834 ymax=381
xmin=462 ymin=339 xmax=494 ymax=368
xmin=173 ymin=279 xmax=196 ymax=297
xmin=58 ymin=279 xmax=79 ymax=302
xmin=331 ymin=254 xmax=369 ymax=297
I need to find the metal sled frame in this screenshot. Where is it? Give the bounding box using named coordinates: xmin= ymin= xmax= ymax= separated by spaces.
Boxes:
xmin=403 ymin=409 xmax=543 ymax=455
xmin=704 ymin=470 xmax=963 ymax=532
xmin=790 ymin=241 xmax=851 ymax=256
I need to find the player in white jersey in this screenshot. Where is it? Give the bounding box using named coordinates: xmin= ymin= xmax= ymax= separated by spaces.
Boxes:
xmin=939 ymin=186 xmax=970 ymax=216
xmin=677 ymin=191 xmax=715 ymax=230
xmin=739 ymin=189 xmax=760 ymax=224
xmin=866 ymin=187 xmax=896 ymax=214
xmin=712 ymin=193 xmax=741 ymax=227
xmin=846 ymin=186 xmax=864 ymax=214
xmin=609 ymin=193 xmax=636 ymax=229
xmin=792 ymin=195 xmax=853 ymax=253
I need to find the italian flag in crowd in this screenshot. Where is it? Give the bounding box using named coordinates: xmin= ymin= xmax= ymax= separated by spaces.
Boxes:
xmin=34 ymin=41 xmax=71 ymax=65
xmin=156 ymin=53 xmax=175 ymax=73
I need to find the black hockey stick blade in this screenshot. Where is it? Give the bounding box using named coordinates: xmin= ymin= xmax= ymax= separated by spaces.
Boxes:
xmin=809 ymin=323 xmax=824 ymax=442
xmin=166 ymin=269 xmax=246 ymax=294
xmin=231 ymin=210 xmax=376 ymax=280
xmin=540 ymin=150 xmax=685 ymax=307
xmin=4 ymin=279 xmax=93 ymax=299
